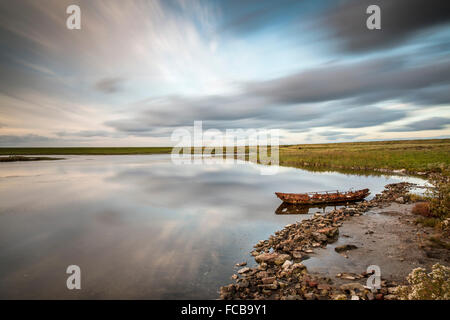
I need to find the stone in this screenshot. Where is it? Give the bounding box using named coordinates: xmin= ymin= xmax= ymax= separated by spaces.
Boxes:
xmin=317 ymin=284 xmax=331 ymax=291
xmin=282 ymin=260 xmax=293 ymax=270
xmin=384 ymin=294 xmax=397 ymax=300
xmin=395 ymin=197 xmax=405 ymax=204
xmin=351 ymin=295 xmax=360 ymax=300
xmin=304 ymin=292 xmax=316 ymax=300
xmin=231 ymin=274 xmax=238 ymax=280
xmin=258 ymin=283 xmax=277 ymax=290
xmin=366 ymin=292 xmax=374 ymax=300
xmin=340 ymin=283 xmax=365 ymax=292
xmin=333 ymin=294 xmax=347 ymax=300
xmin=236 ymin=261 xmax=247 ymax=267
xmin=237 ymin=267 xmax=250 ymax=274
xmin=261 ymin=277 xmax=276 ymax=284
xmin=291 ymin=263 xmax=306 ymax=273
xmin=255 ymin=252 xmax=291 ymax=266
xmin=292 ymin=251 xmax=303 ymax=259
xmin=335 ymin=244 xmax=358 ymax=253
xmin=317 ymin=227 xmax=339 ymax=238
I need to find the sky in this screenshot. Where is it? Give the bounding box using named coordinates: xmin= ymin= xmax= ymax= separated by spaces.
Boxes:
xmin=0 ymin=0 xmax=449 ymax=146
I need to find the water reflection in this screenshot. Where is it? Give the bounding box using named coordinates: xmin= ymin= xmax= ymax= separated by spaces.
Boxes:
xmin=0 ymin=155 xmax=427 ymax=299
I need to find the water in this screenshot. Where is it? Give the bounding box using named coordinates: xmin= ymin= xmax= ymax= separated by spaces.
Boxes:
xmin=0 ymin=155 xmax=427 ymax=299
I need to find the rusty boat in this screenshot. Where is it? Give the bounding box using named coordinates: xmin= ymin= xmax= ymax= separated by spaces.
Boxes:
xmin=275 ymin=188 xmax=370 ymax=205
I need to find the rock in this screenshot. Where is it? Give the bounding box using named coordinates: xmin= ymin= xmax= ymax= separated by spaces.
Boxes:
xmin=282 ymin=260 xmax=293 ymax=270
xmin=340 ymin=283 xmax=365 ymax=292
xmin=236 ymin=261 xmax=247 ymax=267
xmin=395 ymin=197 xmax=405 ymax=204
xmin=231 ymin=274 xmax=238 ymax=280
xmin=255 ymin=252 xmax=291 ymax=265
xmin=291 ymin=263 xmax=306 ymax=273
xmin=317 ymin=284 xmax=331 ymax=291
xmin=292 ymin=251 xmax=303 ymax=259
xmin=335 ymin=244 xmax=358 ymax=253
xmin=312 ymin=232 xmax=328 ymax=242
xmin=237 ymin=267 xmax=251 ymax=274
xmin=375 ymin=293 xmax=384 ymax=300
xmin=304 ymin=293 xmax=316 ymax=300
xmin=384 ymin=294 xmax=397 ymax=300
xmin=333 ymin=294 xmax=347 ymax=300
xmin=366 ymin=292 xmax=374 ymax=300
xmin=317 ymin=227 xmax=339 ymax=238
xmin=261 ymin=277 xmax=276 ymax=284
xmin=351 ymin=295 xmax=360 ymax=300
xmin=258 ymin=283 xmax=278 ymax=290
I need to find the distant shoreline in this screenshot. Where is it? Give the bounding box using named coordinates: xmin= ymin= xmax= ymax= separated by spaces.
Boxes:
xmin=0 ymin=155 xmax=64 ymax=162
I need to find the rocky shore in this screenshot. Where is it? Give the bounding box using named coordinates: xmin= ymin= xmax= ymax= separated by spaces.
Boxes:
xmin=220 ymin=182 xmax=440 ymax=300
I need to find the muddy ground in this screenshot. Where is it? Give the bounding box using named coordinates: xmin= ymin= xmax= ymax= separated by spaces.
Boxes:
xmin=303 ymin=202 xmax=450 ymax=287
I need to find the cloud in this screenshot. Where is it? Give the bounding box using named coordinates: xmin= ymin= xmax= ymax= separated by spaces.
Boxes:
xmin=94 ymin=78 xmax=124 ymax=94
xmin=323 ymin=0 xmax=450 ymax=52
xmin=0 ymin=134 xmax=54 ymax=146
xmin=107 ymin=54 xmax=450 ymax=137
xmin=384 ymin=117 xmax=450 ymax=132
xmin=245 ymin=56 xmax=450 ymax=106
xmin=56 ymin=130 xmax=116 ymax=138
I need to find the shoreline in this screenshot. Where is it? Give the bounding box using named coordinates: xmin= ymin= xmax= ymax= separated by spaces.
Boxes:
xmin=220 ymin=181 xmax=450 ymax=300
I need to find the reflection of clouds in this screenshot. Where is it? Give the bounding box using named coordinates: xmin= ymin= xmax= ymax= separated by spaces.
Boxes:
xmin=0 ymin=155 xmax=428 ymax=298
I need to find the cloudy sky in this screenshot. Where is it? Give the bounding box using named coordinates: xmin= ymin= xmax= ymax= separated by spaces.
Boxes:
xmin=0 ymin=0 xmax=449 ymax=146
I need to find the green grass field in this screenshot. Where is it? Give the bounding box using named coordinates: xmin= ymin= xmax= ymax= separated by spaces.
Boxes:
xmin=278 ymin=139 xmax=450 ymax=173
xmin=1 ymin=139 xmax=449 ymax=173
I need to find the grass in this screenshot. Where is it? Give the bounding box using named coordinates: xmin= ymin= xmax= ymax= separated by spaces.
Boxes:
xmin=278 ymin=139 xmax=450 ymax=174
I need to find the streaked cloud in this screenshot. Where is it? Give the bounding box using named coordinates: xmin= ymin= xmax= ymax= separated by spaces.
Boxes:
xmin=0 ymin=0 xmax=449 ymax=146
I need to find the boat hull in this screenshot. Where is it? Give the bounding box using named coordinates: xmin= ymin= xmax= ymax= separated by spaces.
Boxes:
xmin=275 ymin=188 xmax=370 ymax=205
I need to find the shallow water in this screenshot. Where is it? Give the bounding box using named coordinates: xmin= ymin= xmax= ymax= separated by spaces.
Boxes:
xmin=0 ymin=155 xmax=427 ymax=299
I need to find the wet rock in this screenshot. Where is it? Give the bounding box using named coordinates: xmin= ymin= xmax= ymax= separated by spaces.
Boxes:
xmin=237 ymin=267 xmax=251 ymax=274
xmin=335 ymin=244 xmax=358 ymax=253
xmin=236 ymin=262 xmax=247 ymax=267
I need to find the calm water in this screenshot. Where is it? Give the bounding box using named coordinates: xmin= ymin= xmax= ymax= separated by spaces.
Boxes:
xmin=0 ymin=155 xmax=426 ymax=299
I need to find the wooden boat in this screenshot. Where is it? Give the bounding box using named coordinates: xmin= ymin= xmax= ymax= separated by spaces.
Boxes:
xmin=275 ymin=188 xmax=370 ymax=205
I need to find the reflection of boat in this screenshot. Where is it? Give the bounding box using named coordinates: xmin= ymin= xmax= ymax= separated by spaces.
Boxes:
xmin=275 ymin=202 xmax=310 ymax=214
xmin=275 ymin=189 xmax=370 ymax=205
xmin=275 ymin=202 xmax=344 ymax=215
